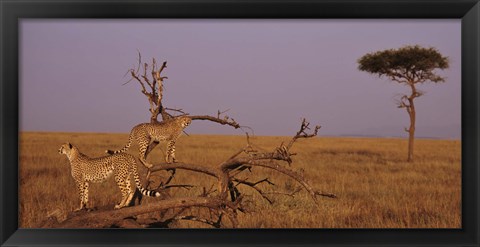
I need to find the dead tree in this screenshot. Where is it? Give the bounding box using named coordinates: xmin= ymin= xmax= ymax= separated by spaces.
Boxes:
xmin=40 ymin=54 xmax=336 ymax=228
xmin=41 ymin=119 xmax=336 ymax=228
xmin=126 ymin=52 xmax=241 ymax=129
xmin=124 ymin=53 xmax=245 ymax=188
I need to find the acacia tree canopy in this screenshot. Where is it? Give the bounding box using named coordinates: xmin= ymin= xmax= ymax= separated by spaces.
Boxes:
xmin=357 ymin=45 xmax=449 ymax=84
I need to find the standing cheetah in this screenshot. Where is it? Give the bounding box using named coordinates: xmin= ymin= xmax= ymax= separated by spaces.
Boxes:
xmin=59 ymin=143 xmax=161 ymax=211
xmin=106 ymin=116 xmax=191 ymax=168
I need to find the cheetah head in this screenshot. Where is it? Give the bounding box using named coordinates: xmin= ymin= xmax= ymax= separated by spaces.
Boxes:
xmin=58 ymin=142 xmax=73 ymax=156
xmin=179 ymin=116 xmax=192 ymax=128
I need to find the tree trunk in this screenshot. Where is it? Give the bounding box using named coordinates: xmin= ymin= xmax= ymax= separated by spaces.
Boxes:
xmin=150 ymin=112 xmax=160 ymax=123
xmin=406 ymin=84 xmax=417 ymax=162
xmin=407 ymin=106 xmax=415 ymax=162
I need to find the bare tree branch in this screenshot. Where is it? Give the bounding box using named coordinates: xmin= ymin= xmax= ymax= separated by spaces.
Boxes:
xmin=189 ymin=114 xmax=241 ymax=129
xmin=43 ymin=197 xmax=239 ymax=228
xmin=165 ymin=107 xmax=187 ymax=115
xmin=286 ymin=118 xmax=321 ymax=150
xmin=147 ymin=119 xmax=333 ymax=204
xmin=237 ymin=160 xmax=336 ymax=202
xmin=233 ymin=178 xmax=276 ymax=204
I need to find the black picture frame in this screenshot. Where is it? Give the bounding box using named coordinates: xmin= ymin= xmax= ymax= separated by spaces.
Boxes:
xmin=1 ymin=0 xmax=478 ymax=246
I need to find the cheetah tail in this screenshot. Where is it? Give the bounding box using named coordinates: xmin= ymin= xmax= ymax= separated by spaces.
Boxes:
xmin=131 ymin=161 xmax=161 ymax=197
xmin=105 ymin=131 xmax=134 ymax=155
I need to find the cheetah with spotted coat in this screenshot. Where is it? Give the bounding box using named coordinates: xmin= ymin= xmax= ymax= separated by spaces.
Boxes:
xmin=106 ymin=116 xmax=191 ymax=168
xmin=59 ymin=143 xmax=160 ymax=211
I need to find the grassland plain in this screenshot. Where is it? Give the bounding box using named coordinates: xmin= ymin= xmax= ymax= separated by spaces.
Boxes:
xmin=19 ymin=132 xmax=461 ymax=228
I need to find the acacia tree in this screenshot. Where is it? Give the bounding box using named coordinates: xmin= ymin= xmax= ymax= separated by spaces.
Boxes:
xmin=358 ymin=45 xmax=449 ymax=162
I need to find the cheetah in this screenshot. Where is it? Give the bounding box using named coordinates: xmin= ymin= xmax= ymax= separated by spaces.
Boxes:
xmin=106 ymin=116 xmax=191 ymax=168
xmin=59 ymin=143 xmax=161 ymax=211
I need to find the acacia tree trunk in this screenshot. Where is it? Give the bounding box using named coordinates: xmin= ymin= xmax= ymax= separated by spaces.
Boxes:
xmin=407 ymin=99 xmax=415 ymax=162
xmin=405 ymin=83 xmax=418 ymax=162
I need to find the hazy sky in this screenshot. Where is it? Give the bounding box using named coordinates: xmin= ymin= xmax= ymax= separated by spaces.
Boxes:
xmin=20 ymin=19 xmax=461 ymax=138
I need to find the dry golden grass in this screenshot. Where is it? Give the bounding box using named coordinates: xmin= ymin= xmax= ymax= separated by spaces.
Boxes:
xmin=19 ymin=131 xmax=461 ymax=228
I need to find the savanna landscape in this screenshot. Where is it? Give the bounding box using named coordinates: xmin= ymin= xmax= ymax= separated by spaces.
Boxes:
xmin=18 ymin=21 xmax=462 ymax=229
xmin=19 ymin=131 xmax=461 ymax=228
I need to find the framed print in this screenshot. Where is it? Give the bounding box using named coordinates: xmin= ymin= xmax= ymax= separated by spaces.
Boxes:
xmin=1 ymin=0 xmax=479 ymax=246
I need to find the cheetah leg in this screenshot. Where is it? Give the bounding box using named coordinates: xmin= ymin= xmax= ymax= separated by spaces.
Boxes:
xmin=143 ymin=141 xmax=159 ymax=169
xmin=74 ymin=182 xmax=86 ymax=212
xmin=138 ymin=137 xmax=154 ymax=169
xmin=74 ymin=182 xmax=84 ymax=211
xmin=165 ymin=140 xmax=177 ymax=163
xmin=123 ymin=175 xmax=135 ymax=207
xmin=83 ymin=182 xmax=89 ymax=210
xmin=114 ymin=174 xmax=129 ymax=209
